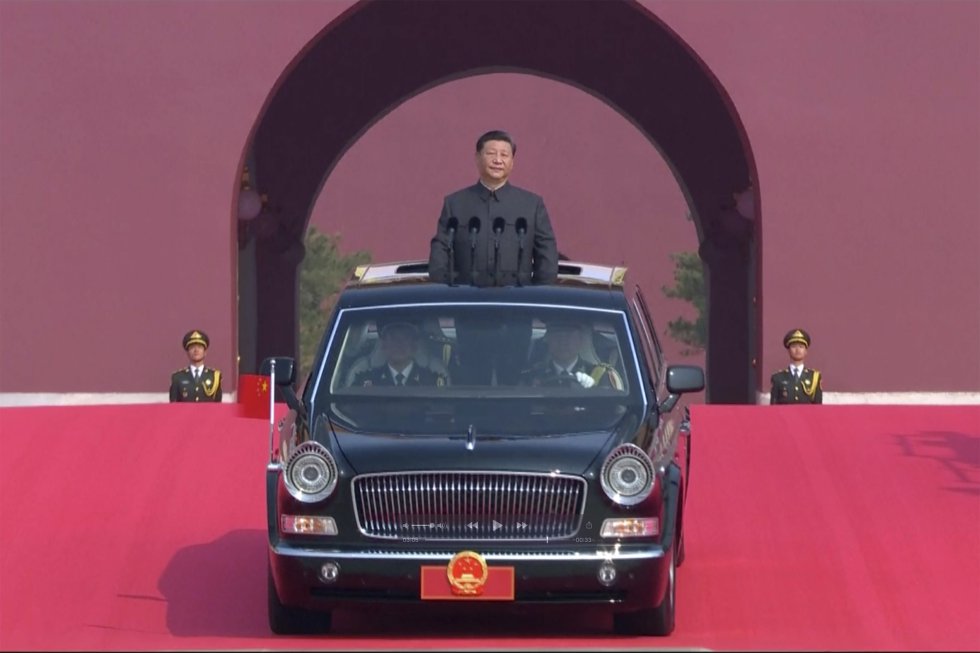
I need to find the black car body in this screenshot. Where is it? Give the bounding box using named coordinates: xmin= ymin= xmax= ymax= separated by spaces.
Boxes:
xmin=264 ymin=260 xmax=705 ymax=635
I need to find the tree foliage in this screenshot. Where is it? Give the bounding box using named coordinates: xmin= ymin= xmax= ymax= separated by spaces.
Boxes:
xmin=661 ymin=250 xmax=706 ymax=355
xmin=298 ymin=227 xmax=371 ymax=380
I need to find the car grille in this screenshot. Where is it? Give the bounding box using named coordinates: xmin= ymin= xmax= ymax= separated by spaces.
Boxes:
xmin=352 ymin=471 xmax=587 ymax=540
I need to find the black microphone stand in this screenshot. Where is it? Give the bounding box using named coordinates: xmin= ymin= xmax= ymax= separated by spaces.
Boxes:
xmin=446 ymin=217 xmax=458 ymax=286
xmin=468 ymin=217 xmax=480 ymax=286
xmin=448 ymin=238 xmax=456 ymax=286
xmin=515 ymin=217 xmax=527 ymax=287
xmin=493 ymin=238 xmax=501 ymax=286
xmin=492 ymin=217 xmax=505 ymax=287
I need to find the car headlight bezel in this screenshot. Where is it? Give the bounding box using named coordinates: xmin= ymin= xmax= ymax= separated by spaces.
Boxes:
xmin=600 ymin=443 xmax=655 ymax=506
xmin=283 ymin=441 xmax=338 ymax=503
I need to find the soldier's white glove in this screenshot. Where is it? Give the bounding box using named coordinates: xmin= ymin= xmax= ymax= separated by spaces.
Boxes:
xmin=575 ymin=372 xmax=596 ymax=388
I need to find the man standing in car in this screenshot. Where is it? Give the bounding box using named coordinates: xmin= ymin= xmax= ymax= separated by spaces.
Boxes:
xmin=428 ymin=129 xmax=559 ymax=287
xmin=428 ymin=130 xmax=559 ymax=385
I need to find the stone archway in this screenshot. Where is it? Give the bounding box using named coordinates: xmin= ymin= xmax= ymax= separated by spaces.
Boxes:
xmin=237 ymin=0 xmax=761 ymax=404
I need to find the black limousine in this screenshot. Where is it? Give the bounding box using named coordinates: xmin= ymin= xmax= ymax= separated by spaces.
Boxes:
xmin=262 ymin=260 xmax=705 ymax=635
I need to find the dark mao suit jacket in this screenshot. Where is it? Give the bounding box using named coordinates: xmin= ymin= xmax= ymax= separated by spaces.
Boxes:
xmin=428 ymin=182 xmax=558 ymax=287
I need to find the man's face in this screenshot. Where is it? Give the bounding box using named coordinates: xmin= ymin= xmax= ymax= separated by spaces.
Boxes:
xmin=547 ymin=326 xmax=584 ymax=366
xmin=475 ymin=140 xmax=514 ymax=186
xmin=186 ymin=344 xmax=206 ymax=365
xmin=788 ymin=343 xmax=808 ymax=364
xmin=380 ymin=328 xmax=417 ymax=368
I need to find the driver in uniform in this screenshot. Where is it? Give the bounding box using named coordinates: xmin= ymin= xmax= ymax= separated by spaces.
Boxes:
xmin=519 ymin=318 xmax=623 ymax=390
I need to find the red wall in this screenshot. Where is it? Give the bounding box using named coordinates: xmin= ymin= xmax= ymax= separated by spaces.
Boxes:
xmin=1 ymin=0 xmax=977 ymax=395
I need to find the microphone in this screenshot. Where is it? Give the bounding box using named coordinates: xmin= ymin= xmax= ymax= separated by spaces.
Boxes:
xmin=446 ymin=217 xmax=459 ymax=286
xmin=468 ymin=217 xmax=481 ymax=285
xmin=492 ymin=217 xmax=505 ymax=285
xmin=515 ymin=217 xmax=528 ymax=286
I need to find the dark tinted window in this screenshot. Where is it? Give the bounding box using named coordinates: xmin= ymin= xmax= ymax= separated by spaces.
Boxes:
xmin=307 ymin=303 xmax=643 ymax=435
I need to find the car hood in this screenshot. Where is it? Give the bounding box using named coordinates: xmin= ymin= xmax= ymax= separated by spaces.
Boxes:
xmin=331 ymin=428 xmax=621 ymax=476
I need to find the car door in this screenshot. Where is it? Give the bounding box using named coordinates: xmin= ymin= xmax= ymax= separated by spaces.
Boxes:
xmin=631 ymin=287 xmax=689 ymax=484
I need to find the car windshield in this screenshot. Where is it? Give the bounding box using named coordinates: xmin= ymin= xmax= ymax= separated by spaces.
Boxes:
xmin=307 ymin=303 xmax=644 ymax=436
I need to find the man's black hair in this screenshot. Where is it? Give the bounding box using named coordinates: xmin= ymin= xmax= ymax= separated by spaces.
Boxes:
xmin=476 ymin=130 xmax=516 ymax=155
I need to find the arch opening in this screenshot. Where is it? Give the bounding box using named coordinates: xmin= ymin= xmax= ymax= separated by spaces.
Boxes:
xmin=236 ymin=0 xmax=761 ymax=403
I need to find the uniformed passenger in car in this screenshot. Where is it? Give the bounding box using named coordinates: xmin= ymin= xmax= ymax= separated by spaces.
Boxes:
xmin=350 ymin=321 xmax=447 ymax=387
xmin=519 ymin=318 xmax=624 ymax=390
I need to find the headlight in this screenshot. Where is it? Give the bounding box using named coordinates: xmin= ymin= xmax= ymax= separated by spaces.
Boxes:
xmin=283 ymin=442 xmax=338 ymax=503
xmin=600 ymin=444 xmax=655 ymax=505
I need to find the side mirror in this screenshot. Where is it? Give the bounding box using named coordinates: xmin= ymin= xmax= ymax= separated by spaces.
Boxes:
xmin=658 ymin=365 xmax=706 ymax=414
xmin=259 ymin=357 xmax=296 ymax=385
xmin=259 ymin=357 xmax=303 ymax=416
xmin=666 ymin=365 xmax=705 ymax=394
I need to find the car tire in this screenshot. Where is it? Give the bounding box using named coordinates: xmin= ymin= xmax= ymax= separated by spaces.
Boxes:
xmin=268 ymin=563 xmax=332 ymax=634
xmin=613 ymin=538 xmax=677 ymax=636
xmin=676 ymin=529 xmax=686 ymax=567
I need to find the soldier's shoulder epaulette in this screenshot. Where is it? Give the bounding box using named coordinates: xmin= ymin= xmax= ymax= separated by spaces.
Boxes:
xmin=172 ymin=368 xmax=186 ymax=376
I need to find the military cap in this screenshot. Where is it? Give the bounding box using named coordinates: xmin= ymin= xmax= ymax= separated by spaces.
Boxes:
xmin=183 ymin=329 xmax=210 ymax=350
xmin=545 ymin=315 xmax=588 ymax=332
xmin=783 ymin=328 xmax=811 ymax=348
xmin=378 ymin=320 xmax=418 ymax=339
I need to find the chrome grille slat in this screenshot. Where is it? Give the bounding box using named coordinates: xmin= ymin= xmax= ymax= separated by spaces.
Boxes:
xmin=382 ymin=476 xmax=393 ymax=536
xmin=352 ymin=471 xmax=586 ymax=540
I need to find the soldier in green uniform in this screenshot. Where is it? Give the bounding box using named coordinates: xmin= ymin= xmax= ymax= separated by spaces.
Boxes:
xmin=351 ymin=322 xmax=448 ymax=387
xmin=519 ymin=318 xmax=624 ymax=390
xmin=170 ymin=329 xmax=223 ymax=402
xmin=769 ymin=328 xmax=823 ymax=404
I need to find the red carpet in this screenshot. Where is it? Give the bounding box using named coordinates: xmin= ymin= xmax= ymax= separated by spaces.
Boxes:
xmin=1 ymin=403 xmax=977 ymax=650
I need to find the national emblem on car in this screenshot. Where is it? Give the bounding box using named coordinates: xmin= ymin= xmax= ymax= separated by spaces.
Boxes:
xmin=447 ymin=550 xmax=489 ymax=596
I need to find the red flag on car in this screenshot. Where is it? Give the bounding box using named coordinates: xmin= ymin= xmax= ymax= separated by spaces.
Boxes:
xmin=238 ymin=373 xmax=271 ymax=419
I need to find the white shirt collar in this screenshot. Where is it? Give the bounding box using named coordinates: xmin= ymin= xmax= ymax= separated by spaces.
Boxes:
xmin=389 ymin=362 xmax=414 ymax=380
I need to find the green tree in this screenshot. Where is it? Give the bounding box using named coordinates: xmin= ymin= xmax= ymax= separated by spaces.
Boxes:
xmin=661 ymin=250 xmax=706 ymax=355
xmin=298 ymin=226 xmax=371 ymax=381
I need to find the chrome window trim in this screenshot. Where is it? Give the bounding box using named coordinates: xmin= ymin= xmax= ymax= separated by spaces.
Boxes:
xmin=308 ymin=302 xmax=648 ymax=417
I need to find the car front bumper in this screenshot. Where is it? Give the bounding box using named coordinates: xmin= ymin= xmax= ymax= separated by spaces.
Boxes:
xmin=269 ymin=542 xmax=671 ymax=611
